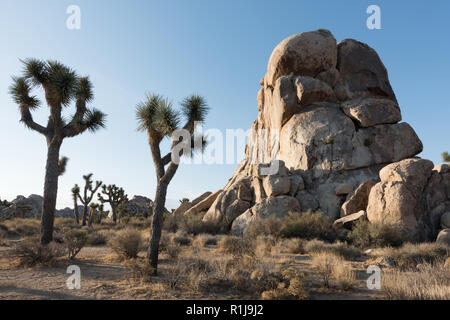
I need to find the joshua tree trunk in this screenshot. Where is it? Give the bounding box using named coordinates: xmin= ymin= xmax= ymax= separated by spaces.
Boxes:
xmin=41 ymin=140 xmax=61 ymax=245
xmin=148 ymin=182 xmax=168 ymax=272
xmin=88 ymin=207 xmax=94 ymax=227
xmin=111 ymin=205 xmax=118 ymax=225
xmin=73 ymin=198 xmax=79 ymax=225
xmin=82 ymin=205 xmax=89 ymax=226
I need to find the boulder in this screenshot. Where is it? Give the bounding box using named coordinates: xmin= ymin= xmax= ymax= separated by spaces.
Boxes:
xmin=263 ymin=175 xmax=291 ymax=197
xmin=172 ymin=201 xmax=193 ymax=216
xmin=184 ymin=190 xmax=221 ymax=216
xmin=289 ymin=175 xmax=304 ymax=196
xmin=295 ymin=191 xmax=319 ymax=211
xmin=341 ymin=181 xmax=377 ymax=216
xmin=436 ymin=229 xmax=450 ymax=246
xmin=334 ymin=39 xmax=396 ymax=102
xmin=333 ymin=210 xmax=367 ymax=228
xmin=225 ymin=199 xmax=252 ymax=224
xmin=265 ymin=29 xmax=337 ymax=87
xmin=341 ymin=98 xmax=402 ymax=127
xmin=441 ymin=212 xmax=450 ymax=229
xmin=231 ymin=196 xmax=301 ymax=235
xmin=335 ymin=184 xmax=352 ymax=196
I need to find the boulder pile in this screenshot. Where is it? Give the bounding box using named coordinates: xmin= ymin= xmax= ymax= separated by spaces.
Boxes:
xmin=179 ymin=29 xmax=448 ymax=242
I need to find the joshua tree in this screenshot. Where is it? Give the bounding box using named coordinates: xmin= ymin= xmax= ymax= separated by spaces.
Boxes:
xmin=71 ymin=185 xmax=80 ymax=224
xmin=88 ymin=203 xmax=99 ymax=227
xmin=74 ymin=174 xmax=102 ymax=226
xmin=179 ymin=198 xmax=190 ymax=204
xmin=9 ymin=59 xmax=106 ymax=244
xmin=97 ymin=204 xmax=105 ymax=224
xmin=98 ymin=184 xmax=128 ymax=224
xmin=136 ymin=93 xmax=209 ymax=274
xmin=442 ymin=151 xmax=450 ymax=163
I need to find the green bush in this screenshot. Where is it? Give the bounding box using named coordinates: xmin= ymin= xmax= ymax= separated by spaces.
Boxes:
xmin=349 ymin=220 xmax=405 ymax=248
xmin=64 ymin=229 xmax=88 ymax=260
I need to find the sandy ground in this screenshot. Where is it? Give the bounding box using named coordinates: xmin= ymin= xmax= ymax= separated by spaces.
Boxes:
xmin=0 ymin=242 xmax=384 ymax=300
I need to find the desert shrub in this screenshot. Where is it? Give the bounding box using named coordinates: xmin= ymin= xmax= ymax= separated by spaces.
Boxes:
xmin=312 ymin=251 xmax=356 ymax=290
xmin=218 ymin=235 xmax=254 ymax=257
xmin=54 ymin=218 xmax=78 ymax=230
xmin=245 ymin=211 xmax=339 ymax=242
xmin=63 ymin=229 xmax=88 ymax=260
xmin=87 ymin=230 xmax=110 ymax=246
xmin=3 ymin=219 xmax=40 ymax=236
xmin=10 ymin=237 xmax=65 ymax=267
xmin=108 ymin=228 xmax=143 ymax=259
xmin=382 ymin=262 xmax=450 ymax=299
xmin=124 ymin=258 xmax=154 ymax=282
xmin=277 ymin=238 xmax=305 ymax=254
xmin=0 ymin=224 xmax=9 ymax=239
xmin=192 ymin=234 xmax=218 ymax=248
xmin=304 ymin=239 xmax=361 ymax=260
xmin=261 ymin=288 xmax=295 ymax=300
xmin=332 ymin=262 xmax=356 ymax=290
xmin=163 ymin=213 xmax=223 ymax=235
xmin=282 ymin=268 xmax=309 ymax=299
xmin=172 ymin=232 xmax=191 ymax=246
xmin=381 ymin=242 xmax=449 ymax=270
xmin=166 ymin=243 xmax=182 ymax=260
xmin=349 ymin=220 xmax=405 ymax=248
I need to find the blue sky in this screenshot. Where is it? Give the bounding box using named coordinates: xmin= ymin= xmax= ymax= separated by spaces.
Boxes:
xmin=0 ymin=0 xmax=449 ymax=209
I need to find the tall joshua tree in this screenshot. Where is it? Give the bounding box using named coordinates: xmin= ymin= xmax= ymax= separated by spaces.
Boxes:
xmin=136 ymin=93 xmax=209 ymax=274
xmin=98 ymin=184 xmax=128 ymax=224
xmin=9 ymin=59 xmax=106 ymax=244
xmin=71 ymin=184 xmax=80 ymax=224
xmin=74 ymin=174 xmax=102 ymax=226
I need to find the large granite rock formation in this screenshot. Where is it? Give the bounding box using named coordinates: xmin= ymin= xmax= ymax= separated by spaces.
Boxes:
xmin=201 ymin=29 xmax=427 ymax=235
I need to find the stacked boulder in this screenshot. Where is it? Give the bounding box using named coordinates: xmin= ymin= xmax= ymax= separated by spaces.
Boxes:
xmin=200 ymin=29 xmax=437 ymax=237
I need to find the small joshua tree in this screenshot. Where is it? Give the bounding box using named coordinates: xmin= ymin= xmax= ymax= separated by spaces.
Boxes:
xmin=71 ymin=185 xmax=80 ymax=224
xmin=74 ymin=174 xmax=102 ymax=226
xmin=442 ymin=151 xmax=450 ymax=163
xmin=9 ymin=59 xmax=106 ymax=244
xmin=98 ymin=184 xmax=128 ymax=225
xmin=88 ymin=203 xmax=99 ymax=227
xmin=136 ymin=93 xmax=209 ymax=274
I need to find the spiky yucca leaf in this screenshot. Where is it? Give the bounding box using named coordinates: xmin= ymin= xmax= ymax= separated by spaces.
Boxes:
xmin=181 ymin=94 xmax=209 ymax=124
xmin=84 ymin=108 xmax=106 ymax=132
xmin=136 ymin=93 xmax=164 ymax=132
xmin=58 ymin=156 xmax=69 ymax=176
xmin=72 ymin=184 xmax=80 ymax=199
xmin=46 ymin=60 xmax=78 ymax=106
xmin=153 ymin=99 xmax=180 ymax=137
xmin=22 ymin=58 xmax=48 ymax=86
xmin=9 ymin=77 xmax=40 ymax=108
xmin=76 ymin=77 xmax=94 ymax=102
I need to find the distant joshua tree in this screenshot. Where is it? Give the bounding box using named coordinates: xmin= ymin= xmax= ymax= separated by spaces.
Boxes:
xmin=71 ymin=185 xmax=81 ymax=224
xmin=98 ymin=184 xmax=128 ymax=225
xmin=88 ymin=203 xmax=99 ymax=227
xmin=9 ymin=59 xmax=106 ymax=244
xmin=74 ymin=174 xmax=102 ymax=226
xmin=442 ymin=151 xmax=450 ymax=163
xmin=179 ymin=198 xmax=190 ymax=204
xmin=136 ymin=93 xmax=209 ymax=274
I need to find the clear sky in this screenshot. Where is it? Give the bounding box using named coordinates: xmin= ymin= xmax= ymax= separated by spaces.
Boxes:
xmin=0 ymin=0 xmax=449 ymax=210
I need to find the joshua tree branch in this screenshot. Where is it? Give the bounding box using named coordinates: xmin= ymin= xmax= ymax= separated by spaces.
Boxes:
xmin=19 ymin=104 xmax=47 ymax=135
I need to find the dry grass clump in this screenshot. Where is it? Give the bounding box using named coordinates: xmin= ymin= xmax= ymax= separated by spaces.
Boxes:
xmin=171 ymin=232 xmax=192 ymax=246
xmin=312 ymin=252 xmax=356 ymax=290
xmin=218 ymin=235 xmax=254 ymax=257
xmin=163 ymin=213 xmax=222 ymax=235
xmin=63 ymin=229 xmax=88 ymax=260
xmin=87 ymin=230 xmax=113 ymax=246
xmin=10 ymin=237 xmax=65 ymax=267
xmin=276 ymin=238 xmax=305 ymax=254
xmin=304 ymin=239 xmax=361 ymax=260
xmin=2 ymin=219 xmax=40 ymax=236
xmin=261 ymin=268 xmax=309 ymax=300
xmin=349 ymin=220 xmax=405 ymax=248
xmin=54 ymin=218 xmax=79 ymax=230
xmin=192 ymin=234 xmax=218 ymax=248
xmin=245 ymin=211 xmax=339 ymax=242
xmin=124 ymin=258 xmax=154 ymax=283
xmin=382 ymin=262 xmax=450 ymax=299
xmin=108 ymin=228 xmax=143 ymax=259
xmin=379 ymin=242 xmax=449 ymax=270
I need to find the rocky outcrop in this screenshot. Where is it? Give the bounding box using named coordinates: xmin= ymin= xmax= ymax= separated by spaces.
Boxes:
xmin=367 ymin=159 xmax=450 ymax=241
xmin=334 ymin=210 xmax=367 ymax=228
xmin=203 ymin=29 xmax=424 ymax=234
xmin=436 ymin=229 xmax=450 ymax=246
xmin=184 ymin=190 xmax=221 ymax=216
xmin=341 ymin=181 xmax=377 ymax=217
